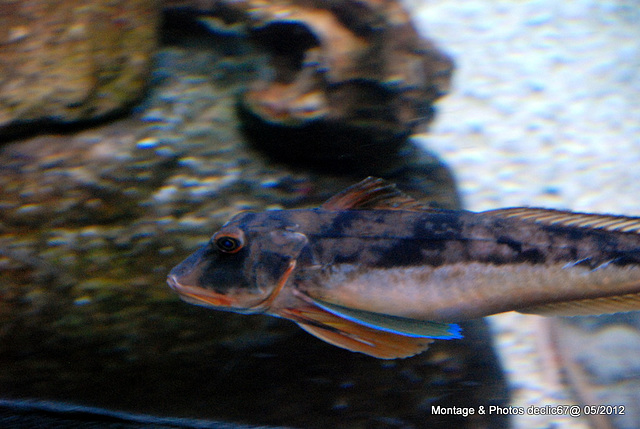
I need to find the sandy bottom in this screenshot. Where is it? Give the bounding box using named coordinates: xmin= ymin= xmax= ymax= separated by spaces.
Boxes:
xmin=408 ymin=1 xmax=640 ymax=428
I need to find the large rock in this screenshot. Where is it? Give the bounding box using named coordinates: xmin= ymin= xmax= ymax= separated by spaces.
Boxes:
xmin=0 ymin=0 xmax=160 ymax=137
xmin=0 ymin=18 xmax=507 ymax=429
xmin=238 ymin=0 xmax=453 ymax=171
xmin=166 ymin=0 xmax=454 ymax=171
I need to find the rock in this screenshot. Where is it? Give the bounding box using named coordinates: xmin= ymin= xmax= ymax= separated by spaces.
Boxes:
xmin=0 ymin=0 xmax=160 ymax=138
xmin=0 ymin=29 xmax=506 ymax=429
xmin=242 ymin=0 xmax=453 ymax=170
xmin=166 ymin=0 xmax=453 ymax=171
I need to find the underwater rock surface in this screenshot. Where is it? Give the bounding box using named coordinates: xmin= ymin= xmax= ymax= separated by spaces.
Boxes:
xmin=0 ymin=0 xmax=159 ymax=137
xmin=167 ymin=0 xmax=453 ymax=171
xmin=0 ymin=28 xmax=506 ymax=429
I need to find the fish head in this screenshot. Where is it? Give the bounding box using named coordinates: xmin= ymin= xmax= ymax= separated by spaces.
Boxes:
xmin=167 ymin=213 xmax=309 ymax=314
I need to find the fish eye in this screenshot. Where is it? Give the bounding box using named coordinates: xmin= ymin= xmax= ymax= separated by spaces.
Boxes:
xmin=216 ymin=236 xmax=241 ymax=253
xmin=213 ymin=228 xmax=245 ymax=254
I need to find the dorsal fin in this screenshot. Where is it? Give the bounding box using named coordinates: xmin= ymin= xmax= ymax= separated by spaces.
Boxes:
xmin=322 ymin=177 xmax=431 ymax=211
xmin=483 ymin=207 xmax=640 ymax=233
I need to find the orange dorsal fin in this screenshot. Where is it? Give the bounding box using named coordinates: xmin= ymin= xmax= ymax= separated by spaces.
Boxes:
xmin=483 ymin=207 xmax=640 ymax=234
xmin=321 ymin=177 xmax=432 ymax=211
xmin=282 ymin=305 xmax=433 ymax=359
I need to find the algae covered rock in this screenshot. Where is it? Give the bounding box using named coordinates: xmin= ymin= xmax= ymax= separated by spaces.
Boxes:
xmin=0 ymin=19 xmax=507 ymax=429
xmin=0 ymin=0 xmax=160 ymax=137
xmin=166 ymin=0 xmax=453 ymax=171
xmin=236 ymin=0 xmax=453 ymax=170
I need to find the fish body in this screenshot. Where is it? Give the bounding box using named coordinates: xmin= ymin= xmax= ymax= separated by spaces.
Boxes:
xmin=168 ymin=178 xmax=640 ymax=358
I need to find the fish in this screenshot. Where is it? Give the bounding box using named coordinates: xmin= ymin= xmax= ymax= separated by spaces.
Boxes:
xmin=167 ymin=177 xmax=640 ymax=359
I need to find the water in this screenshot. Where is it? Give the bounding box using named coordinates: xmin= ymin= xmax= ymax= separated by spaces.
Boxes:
xmin=2 ymin=1 xmax=640 ymax=428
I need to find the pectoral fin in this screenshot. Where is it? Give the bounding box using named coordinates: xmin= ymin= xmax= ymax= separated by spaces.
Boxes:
xmin=280 ymin=297 xmax=460 ymax=359
xmin=297 ymin=320 xmax=433 ymax=359
xmin=282 ymin=306 xmax=433 ymax=359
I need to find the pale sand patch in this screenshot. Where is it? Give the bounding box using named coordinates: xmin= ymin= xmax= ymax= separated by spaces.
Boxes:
xmin=406 ymin=1 xmax=640 ymax=428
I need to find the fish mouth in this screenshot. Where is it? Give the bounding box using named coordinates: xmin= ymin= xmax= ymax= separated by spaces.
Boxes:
xmin=167 ymin=274 xmax=233 ymax=308
xmin=167 ymin=259 xmax=297 ymax=313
